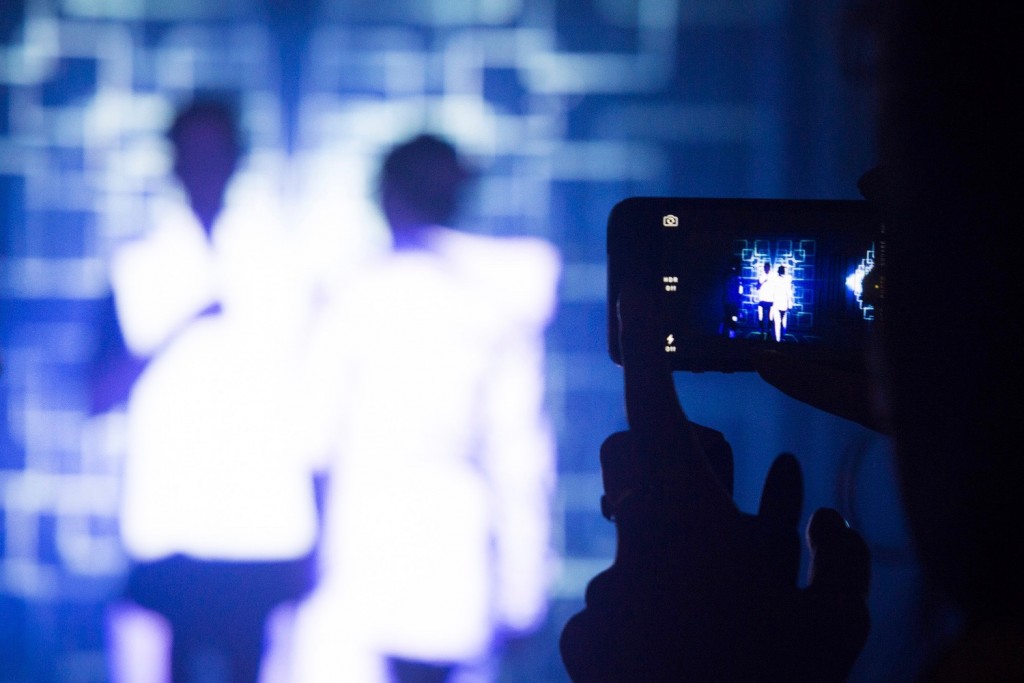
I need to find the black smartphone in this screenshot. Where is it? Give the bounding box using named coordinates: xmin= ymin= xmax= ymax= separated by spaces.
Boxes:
xmin=608 ymin=196 xmax=884 ymax=372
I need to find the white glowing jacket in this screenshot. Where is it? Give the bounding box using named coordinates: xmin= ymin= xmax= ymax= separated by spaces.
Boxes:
xmin=296 ymin=225 xmax=560 ymax=672
xmin=110 ymin=174 xmax=319 ymax=562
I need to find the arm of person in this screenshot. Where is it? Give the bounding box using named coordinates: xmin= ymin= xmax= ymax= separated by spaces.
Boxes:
xmin=110 ymin=222 xmax=219 ymax=358
xmin=754 ymin=165 xmax=893 ymax=436
xmin=481 ymin=329 xmax=557 ymax=637
xmin=477 ymin=237 xmax=562 ymax=637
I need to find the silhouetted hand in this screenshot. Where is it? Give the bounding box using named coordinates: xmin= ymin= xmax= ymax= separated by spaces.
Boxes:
xmin=753 ymin=166 xmax=893 ymax=437
xmin=560 ymin=282 xmax=871 ymax=682
xmin=753 ymin=348 xmax=890 ymax=435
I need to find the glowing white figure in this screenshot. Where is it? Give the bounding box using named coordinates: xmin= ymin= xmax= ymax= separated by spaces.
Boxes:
xmin=761 ymin=265 xmax=794 ymax=342
xmin=113 ymin=175 xmax=319 ymax=563
xmin=292 ymin=135 xmax=560 ymax=683
xmin=770 ymin=266 xmax=794 ymax=342
xmin=106 ymin=102 xmax=319 ymax=683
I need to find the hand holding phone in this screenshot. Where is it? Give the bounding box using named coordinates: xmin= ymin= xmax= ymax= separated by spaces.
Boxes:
xmin=753 ymin=347 xmax=889 ymax=434
xmin=752 ymin=170 xmax=893 ymax=434
xmin=560 ymin=276 xmax=872 ymax=681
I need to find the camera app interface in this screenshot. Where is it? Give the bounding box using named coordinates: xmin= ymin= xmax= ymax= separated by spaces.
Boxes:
xmin=657 ymin=207 xmax=879 ymax=368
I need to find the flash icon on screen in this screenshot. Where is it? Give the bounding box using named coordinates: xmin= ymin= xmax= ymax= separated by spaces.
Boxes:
xmin=665 ymin=334 xmax=677 ymax=352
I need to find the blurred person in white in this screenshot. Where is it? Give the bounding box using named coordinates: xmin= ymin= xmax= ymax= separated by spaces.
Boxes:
xmin=101 ymin=99 xmax=320 ymax=683
xmin=291 ymin=133 xmax=561 ymax=683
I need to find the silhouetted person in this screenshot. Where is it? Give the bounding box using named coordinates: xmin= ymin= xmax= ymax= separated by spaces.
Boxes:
xmin=103 ymin=99 xmax=318 ymax=683
xmin=860 ymin=3 xmax=1023 ymax=678
xmin=758 ymin=3 xmax=1024 ymax=677
xmin=757 ymin=261 xmax=775 ymax=338
xmin=769 ymin=265 xmax=794 ymax=342
xmin=291 ymin=134 xmax=561 ymax=683
xmin=562 ymin=2 xmax=1023 ymax=682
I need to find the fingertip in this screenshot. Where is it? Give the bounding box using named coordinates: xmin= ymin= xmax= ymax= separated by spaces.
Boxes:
xmin=774 ymin=451 xmax=800 ymax=472
xmin=805 ymin=507 xmax=849 ymax=552
xmin=758 ymin=452 xmax=804 ymax=527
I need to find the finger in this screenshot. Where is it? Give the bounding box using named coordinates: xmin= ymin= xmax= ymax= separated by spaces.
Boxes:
xmin=755 ymin=453 xmax=803 ymax=587
xmin=617 ymin=280 xmax=687 ymax=452
xmin=757 ymin=453 xmax=803 ymax=529
xmin=617 ymin=281 xmax=724 ymax=501
xmin=806 ymin=507 xmax=871 ymax=598
xmin=754 ymin=349 xmax=890 ymax=435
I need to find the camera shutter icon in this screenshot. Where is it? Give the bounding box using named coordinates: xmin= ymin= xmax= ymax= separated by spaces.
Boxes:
xmin=662 ymin=214 xmax=679 ymax=227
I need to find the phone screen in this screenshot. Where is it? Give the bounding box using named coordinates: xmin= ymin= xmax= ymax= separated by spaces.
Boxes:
xmin=608 ymin=197 xmax=884 ymax=372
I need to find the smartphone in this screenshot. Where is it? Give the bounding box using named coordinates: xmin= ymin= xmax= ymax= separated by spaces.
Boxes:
xmin=607 ymin=196 xmax=884 ymax=372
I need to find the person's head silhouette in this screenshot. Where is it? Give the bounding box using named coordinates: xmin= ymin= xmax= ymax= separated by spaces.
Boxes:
xmin=376 ymin=133 xmax=473 ymax=245
xmin=167 ymin=99 xmax=241 ymax=236
xmin=876 ymin=3 xmax=1023 ymax=638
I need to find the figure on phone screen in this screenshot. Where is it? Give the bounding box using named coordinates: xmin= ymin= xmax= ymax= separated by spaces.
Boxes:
xmin=770 ymin=265 xmax=794 ymax=342
xmin=756 ymin=261 xmax=775 ymax=339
